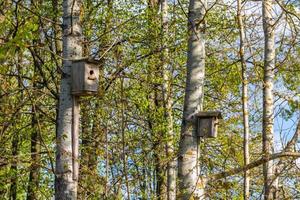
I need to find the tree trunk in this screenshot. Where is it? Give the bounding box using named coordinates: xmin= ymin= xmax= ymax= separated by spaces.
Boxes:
xmin=262 ymin=0 xmax=275 ymax=199
xmin=146 ymin=1 xmax=167 ymax=199
xmin=177 ymin=0 xmax=206 ymax=198
xmin=121 ymin=77 xmax=131 ymax=199
xmin=27 ymin=106 xmax=40 ymax=200
xmin=27 ymin=70 xmax=41 ymax=200
xmin=27 ymin=16 xmax=44 ymax=198
xmin=10 ymin=54 xmax=22 ymax=200
xmin=10 ymin=133 xmax=18 ymax=200
xmin=237 ymin=0 xmax=250 ymax=199
xmin=55 ymin=0 xmax=82 ymax=199
xmin=161 ymin=0 xmax=176 ymax=199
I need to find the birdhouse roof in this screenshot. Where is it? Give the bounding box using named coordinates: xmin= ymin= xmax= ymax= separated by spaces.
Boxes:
xmin=195 ymin=111 xmax=222 ymax=119
xmin=72 ymin=58 xmax=99 ymax=64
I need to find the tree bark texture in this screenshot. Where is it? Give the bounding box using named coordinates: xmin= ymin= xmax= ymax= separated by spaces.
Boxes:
xmin=161 ymin=0 xmax=176 ymax=199
xmin=237 ymin=0 xmax=250 ymax=199
xmin=55 ymin=0 xmax=82 ymax=199
xmin=262 ymin=0 xmax=275 ymax=199
xmin=177 ymin=0 xmax=206 ymax=198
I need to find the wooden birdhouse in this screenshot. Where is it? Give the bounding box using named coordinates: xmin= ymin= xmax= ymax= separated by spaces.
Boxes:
xmin=71 ymin=59 xmax=99 ymax=96
xmin=196 ymin=111 xmax=222 ymax=138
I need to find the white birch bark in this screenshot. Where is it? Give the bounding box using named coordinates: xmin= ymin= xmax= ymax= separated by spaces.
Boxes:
xmin=262 ymin=0 xmax=275 ymax=199
xmin=237 ymin=0 xmax=250 ymax=199
xmin=55 ymin=0 xmax=82 ymax=199
xmin=177 ymin=0 xmax=206 ymax=198
xmin=161 ymin=0 xmax=176 ymax=199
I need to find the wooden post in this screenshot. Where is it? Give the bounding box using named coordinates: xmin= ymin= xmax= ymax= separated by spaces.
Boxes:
xmin=72 ymin=97 xmax=80 ymax=181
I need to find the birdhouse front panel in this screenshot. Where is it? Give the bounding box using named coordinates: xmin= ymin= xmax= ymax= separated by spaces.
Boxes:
xmin=72 ymin=60 xmax=99 ymax=96
xmin=197 ymin=117 xmax=215 ymax=138
xmin=196 ymin=111 xmax=222 ymax=138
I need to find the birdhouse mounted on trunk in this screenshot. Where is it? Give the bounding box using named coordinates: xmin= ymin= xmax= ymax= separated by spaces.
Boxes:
xmin=196 ymin=111 xmax=222 ymax=138
xmin=71 ymin=59 xmax=99 ymax=96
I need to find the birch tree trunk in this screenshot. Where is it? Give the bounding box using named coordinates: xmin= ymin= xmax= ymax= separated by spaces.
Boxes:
xmin=262 ymin=0 xmax=275 ymax=199
xmin=161 ymin=0 xmax=176 ymax=199
xmin=237 ymin=0 xmax=250 ymax=199
xmin=55 ymin=0 xmax=82 ymax=199
xmin=177 ymin=0 xmax=206 ymax=198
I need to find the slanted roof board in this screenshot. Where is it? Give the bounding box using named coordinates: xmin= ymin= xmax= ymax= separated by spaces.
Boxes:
xmin=195 ymin=111 xmax=222 ymax=119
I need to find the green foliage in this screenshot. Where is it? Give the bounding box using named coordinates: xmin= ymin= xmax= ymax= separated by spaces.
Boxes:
xmin=0 ymin=0 xmax=299 ymax=198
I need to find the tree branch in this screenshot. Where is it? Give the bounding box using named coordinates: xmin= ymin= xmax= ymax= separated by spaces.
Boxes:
xmin=209 ymin=152 xmax=300 ymax=181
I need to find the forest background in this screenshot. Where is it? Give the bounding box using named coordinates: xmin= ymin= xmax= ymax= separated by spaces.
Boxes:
xmin=0 ymin=0 xmax=299 ymax=199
